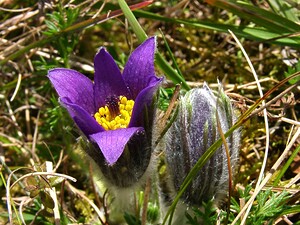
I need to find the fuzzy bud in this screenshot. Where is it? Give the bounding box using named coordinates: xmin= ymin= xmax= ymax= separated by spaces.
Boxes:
xmin=162 ymin=83 xmax=240 ymax=209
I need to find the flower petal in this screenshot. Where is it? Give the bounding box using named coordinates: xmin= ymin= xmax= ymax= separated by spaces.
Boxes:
xmin=93 ymin=48 xmax=131 ymax=108
xmin=123 ymin=37 xmax=157 ymax=99
xmin=89 ymin=127 xmax=143 ymax=165
xmin=48 ymin=68 xmax=95 ymax=114
xmin=129 ymin=77 xmax=163 ymax=127
xmin=60 ymin=97 xmax=104 ymax=136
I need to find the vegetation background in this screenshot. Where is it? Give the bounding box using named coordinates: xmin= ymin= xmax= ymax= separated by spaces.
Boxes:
xmin=0 ymin=0 xmax=300 ymax=224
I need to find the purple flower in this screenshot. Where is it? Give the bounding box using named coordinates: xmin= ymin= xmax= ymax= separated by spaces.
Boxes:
xmin=48 ymin=37 xmax=162 ymax=174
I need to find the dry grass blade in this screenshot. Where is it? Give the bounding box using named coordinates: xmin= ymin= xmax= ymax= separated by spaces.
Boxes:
xmin=1 ymin=0 xmax=299 ymax=223
xmin=45 ymin=161 xmax=60 ymax=225
xmin=215 ymin=86 xmax=233 ymax=224
xmin=281 ymin=117 xmax=300 ymax=127
xmin=233 ymin=127 xmax=300 ymax=224
xmin=10 ymin=172 xmax=76 ymax=189
xmin=229 ymin=29 xmax=270 ymax=225
xmin=6 ymin=167 xmax=77 ymax=224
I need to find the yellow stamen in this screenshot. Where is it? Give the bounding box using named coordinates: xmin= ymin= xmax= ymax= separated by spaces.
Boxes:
xmin=94 ymin=96 xmax=135 ymax=130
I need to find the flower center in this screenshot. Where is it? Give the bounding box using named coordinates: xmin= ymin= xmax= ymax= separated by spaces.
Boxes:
xmin=94 ymin=96 xmax=135 ymax=130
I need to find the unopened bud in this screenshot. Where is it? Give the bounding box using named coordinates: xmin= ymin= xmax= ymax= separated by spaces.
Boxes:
xmin=162 ymin=83 xmax=240 ymax=215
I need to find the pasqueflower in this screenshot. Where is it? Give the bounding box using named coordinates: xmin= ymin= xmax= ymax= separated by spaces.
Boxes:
xmin=161 ymin=84 xmax=240 ymax=223
xmin=48 ymin=37 xmax=162 ymax=187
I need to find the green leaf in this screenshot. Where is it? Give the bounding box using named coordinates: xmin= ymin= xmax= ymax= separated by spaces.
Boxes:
xmin=124 ymin=212 xmax=141 ymax=225
xmin=44 ymin=20 xmax=59 ymax=33
xmin=284 ymin=61 xmax=300 ymax=85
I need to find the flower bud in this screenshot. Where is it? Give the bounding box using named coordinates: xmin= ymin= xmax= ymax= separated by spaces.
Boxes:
xmin=161 ymin=83 xmax=240 ymax=213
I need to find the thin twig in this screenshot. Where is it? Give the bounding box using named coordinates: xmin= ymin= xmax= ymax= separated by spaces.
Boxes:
xmin=66 ymin=181 xmax=106 ymax=224
xmin=141 ymin=177 xmax=151 ymax=225
xmin=5 ymin=100 xmax=23 ymax=139
xmin=160 ymin=84 xmax=181 ymax=126
xmin=250 ymin=81 xmax=300 ymax=118
xmin=30 ymin=110 xmax=41 ymax=165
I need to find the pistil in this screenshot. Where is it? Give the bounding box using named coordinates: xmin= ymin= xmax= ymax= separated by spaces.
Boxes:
xmin=106 ymin=96 xmax=120 ymax=118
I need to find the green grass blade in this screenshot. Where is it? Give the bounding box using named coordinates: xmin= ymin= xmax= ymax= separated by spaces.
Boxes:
xmin=117 ymin=0 xmax=148 ymax=42
xmin=206 ymin=0 xmax=300 ymax=33
xmin=117 ymin=0 xmax=190 ymax=90
xmin=134 ymin=10 xmax=300 ymax=47
xmin=155 ymin=54 xmax=190 ymax=90
xmin=267 ymin=0 xmax=300 ymax=22
xmin=160 ymin=30 xmax=183 ymax=78
xmin=273 ymin=144 xmax=300 ymax=186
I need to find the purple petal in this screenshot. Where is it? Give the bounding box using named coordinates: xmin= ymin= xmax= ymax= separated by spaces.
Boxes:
xmin=90 ymin=127 xmax=143 ymax=165
xmin=93 ymin=48 xmax=131 ymax=108
xmin=123 ymin=37 xmax=157 ymax=99
xmin=60 ymin=97 xmax=104 ymax=136
xmin=48 ymin=68 xmax=95 ymax=115
xmin=129 ymin=77 xmax=163 ymax=127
